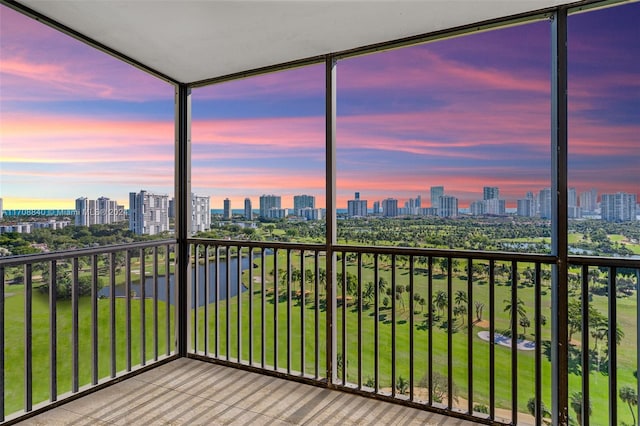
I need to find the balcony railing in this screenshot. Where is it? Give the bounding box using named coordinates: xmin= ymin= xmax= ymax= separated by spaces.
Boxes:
xmin=187 ymin=238 xmax=640 ymax=426
xmin=0 ymin=239 xmax=176 ymax=423
xmin=1 ymin=238 xmax=638 ymax=425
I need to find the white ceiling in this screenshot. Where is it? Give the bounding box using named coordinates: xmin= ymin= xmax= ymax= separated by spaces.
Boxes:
xmin=18 ymin=0 xmax=579 ymax=84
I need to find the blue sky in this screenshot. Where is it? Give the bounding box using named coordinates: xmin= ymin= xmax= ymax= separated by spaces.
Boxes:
xmin=1 ymin=3 xmax=638 ymax=210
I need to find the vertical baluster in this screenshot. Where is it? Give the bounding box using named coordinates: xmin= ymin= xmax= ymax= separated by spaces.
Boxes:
xmin=467 ymin=258 xmax=473 ymax=413
xmin=287 ymin=249 xmax=292 ymax=373
xmin=301 ymin=250 xmax=306 ymax=376
xmin=446 ymin=257 xmax=452 ymax=410
xmin=49 ymin=261 xmax=57 ymax=401
xmin=489 ymin=259 xmax=496 ymax=420
xmin=125 ymin=250 xmax=131 ymax=371
xmin=535 ymin=262 xmax=543 ymax=426
xmin=140 ymin=248 xmax=146 ymax=365
xmin=409 ymin=255 xmax=414 ymax=402
xmin=71 ymin=258 xmax=79 ymax=392
xmin=165 ymin=245 xmax=171 ymax=356
xmin=215 ymin=245 xmax=220 ymax=358
xmin=391 ymin=254 xmax=396 ymax=398
xmin=581 ymin=263 xmax=595 ymax=425
xmin=194 ymin=245 xmax=199 ymax=353
xmin=249 ymin=247 xmax=254 ymax=366
xmin=357 ymin=252 xmax=363 ymax=389
xmin=237 ymin=246 xmax=242 ymax=363
xmin=341 ymin=251 xmax=347 ymax=386
xmin=274 ymin=249 xmax=279 ymax=370
xmin=261 ymin=248 xmax=266 ymax=369
xmin=91 ymin=254 xmax=98 ymax=384
xmin=110 ymin=252 xmax=116 ymax=377
xmin=24 ymin=263 xmax=33 ymax=411
xmin=428 ymin=256 xmax=433 ymax=406
xmin=204 ymin=245 xmax=210 ymax=357
xmin=225 ymin=246 xmax=230 ymax=360
xmin=153 ymin=247 xmax=159 ymax=361
xmin=609 ymin=266 xmax=617 ymax=426
xmin=511 ymin=260 xmax=518 ymax=425
xmin=0 ymin=265 xmax=4 ymax=421
xmin=374 ymin=253 xmax=379 ymax=393
xmin=315 ymin=250 xmax=320 ymax=379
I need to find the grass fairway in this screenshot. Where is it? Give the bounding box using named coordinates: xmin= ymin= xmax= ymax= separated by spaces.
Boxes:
xmin=3 ymin=290 xmax=174 ymax=416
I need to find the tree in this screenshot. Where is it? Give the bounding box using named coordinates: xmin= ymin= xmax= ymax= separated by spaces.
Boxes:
xmin=503 ymin=297 xmax=526 ymax=330
xmin=519 ymin=315 xmax=531 ymax=336
xmin=433 ymin=290 xmax=448 ymax=319
xmin=570 ymin=391 xmax=591 ymax=426
xmin=474 ymin=301 xmax=485 ymax=322
xmin=527 ymin=397 xmax=551 ymax=424
xmin=395 ymin=376 xmax=409 ymax=395
xmin=418 ymin=371 xmax=458 ymax=404
xmin=619 ymin=386 xmax=638 ymax=426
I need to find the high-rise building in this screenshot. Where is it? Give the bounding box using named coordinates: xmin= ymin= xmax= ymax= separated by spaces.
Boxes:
xmin=129 ymin=190 xmax=169 ymax=235
xmin=244 ymin=198 xmax=253 ymax=220
xmin=579 ymin=188 xmax=598 ymax=213
xmin=538 ymin=188 xmax=552 ymax=219
xmin=259 ymin=194 xmax=281 ymax=218
xmin=517 ymin=192 xmax=536 ymax=217
xmin=347 ymin=192 xmax=367 ymax=217
xmin=485 ymin=198 xmax=506 ymax=215
xmin=601 ymin=192 xmax=637 ymax=222
xmin=430 ymin=186 xmax=444 ymax=209
xmin=0 ymin=197 xmax=3 ymax=220
xmin=483 ymin=187 xmax=499 ymax=200
xmin=470 ymin=200 xmax=486 ymax=216
xmin=192 ymin=194 xmax=211 ymax=233
xmin=568 ymin=188 xmax=581 ymax=219
xmin=75 ymin=196 xmax=125 ymax=226
xmin=293 ymin=195 xmax=315 ymax=211
xmin=381 ymin=198 xmax=398 ymax=217
xmin=223 ymin=198 xmax=232 ymax=220
xmin=438 ymin=195 xmax=458 ymax=218
xmin=372 ymin=201 xmax=381 ymax=215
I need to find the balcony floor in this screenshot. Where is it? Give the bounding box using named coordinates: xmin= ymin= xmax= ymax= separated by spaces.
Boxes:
xmin=18 ymin=358 xmax=480 ymax=425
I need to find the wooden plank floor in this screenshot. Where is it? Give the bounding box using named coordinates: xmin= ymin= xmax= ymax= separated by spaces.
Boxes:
xmin=18 ymin=358 xmax=481 ymax=425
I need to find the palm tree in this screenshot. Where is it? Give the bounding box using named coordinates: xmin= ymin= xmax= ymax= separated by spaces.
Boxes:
xmin=474 ymin=301 xmax=485 ymax=322
xmin=619 ymin=386 xmax=638 ymax=426
xmin=433 ymin=290 xmax=448 ymax=319
xmin=570 ymin=391 xmax=591 ymax=426
xmin=503 ymin=297 xmax=526 ymax=329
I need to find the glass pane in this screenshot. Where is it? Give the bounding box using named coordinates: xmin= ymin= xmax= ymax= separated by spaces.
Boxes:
xmin=191 ymin=65 xmax=325 ymax=243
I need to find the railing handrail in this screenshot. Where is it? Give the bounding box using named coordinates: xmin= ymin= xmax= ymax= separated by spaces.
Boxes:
xmin=0 ymin=239 xmax=176 ymax=267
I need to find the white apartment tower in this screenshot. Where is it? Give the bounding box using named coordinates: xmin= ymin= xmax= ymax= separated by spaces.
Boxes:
xmin=75 ymin=196 xmax=125 ymax=226
xmin=438 ymin=195 xmax=458 ymax=218
xmin=192 ymin=194 xmax=211 ymax=233
xmin=129 ymin=190 xmax=169 ymax=235
xmin=259 ymin=194 xmax=281 ymax=218
xmin=601 ymin=192 xmax=637 ymax=222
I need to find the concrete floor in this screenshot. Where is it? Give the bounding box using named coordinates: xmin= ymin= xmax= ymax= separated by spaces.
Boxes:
xmin=17 ymin=358 xmax=481 ymax=425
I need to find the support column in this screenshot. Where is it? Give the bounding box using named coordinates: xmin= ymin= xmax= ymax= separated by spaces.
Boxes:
xmin=551 ymin=9 xmax=569 ymax=425
xmin=175 ymin=84 xmax=192 ymax=357
xmin=325 ymin=55 xmax=337 ymax=385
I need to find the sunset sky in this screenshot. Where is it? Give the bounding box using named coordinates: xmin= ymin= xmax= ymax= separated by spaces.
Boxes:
xmin=1 ymin=3 xmax=638 ymax=211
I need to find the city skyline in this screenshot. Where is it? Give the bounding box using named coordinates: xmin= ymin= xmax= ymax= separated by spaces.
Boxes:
xmin=1 ymin=4 xmax=638 ymax=210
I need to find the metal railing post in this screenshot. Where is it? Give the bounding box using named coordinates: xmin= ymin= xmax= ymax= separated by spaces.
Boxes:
xmin=551 ymin=8 xmax=569 ymax=425
xmin=175 ymin=83 xmax=192 ymax=357
xmin=325 ymin=55 xmax=337 ymax=385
